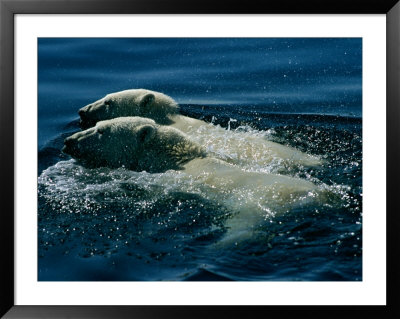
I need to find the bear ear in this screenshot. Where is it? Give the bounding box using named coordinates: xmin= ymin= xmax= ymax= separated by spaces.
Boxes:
xmin=139 ymin=93 xmax=155 ymax=108
xmin=137 ymin=125 xmax=155 ymax=143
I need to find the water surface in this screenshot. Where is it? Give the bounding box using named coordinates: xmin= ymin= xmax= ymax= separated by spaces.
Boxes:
xmin=38 ymin=38 xmax=362 ymax=281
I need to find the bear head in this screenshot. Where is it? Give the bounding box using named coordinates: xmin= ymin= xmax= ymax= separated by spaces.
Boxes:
xmin=63 ymin=116 xmax=205 ymax=172
xmin=78 ymin=89 xmax=179 ymax=129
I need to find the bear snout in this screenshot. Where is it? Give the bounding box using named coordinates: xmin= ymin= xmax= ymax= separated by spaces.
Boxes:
xmin=62 ymin=136 xmax=79 ymax=156
xmin=78 ymin=108 xmax=86 ymax=117
xmin=78 ymin=102 xmax=92 ymax=115
xmin=64 ymin=136 xmax=75 ymax=146
xmin=79 ymin=107 xmax=96 ymax=129
xmin=79 ymin=107 xmax=91 ymax=121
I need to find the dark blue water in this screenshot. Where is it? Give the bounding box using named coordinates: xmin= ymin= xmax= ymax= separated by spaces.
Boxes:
xmin=38 ymin=38 xmax=362 ymax=281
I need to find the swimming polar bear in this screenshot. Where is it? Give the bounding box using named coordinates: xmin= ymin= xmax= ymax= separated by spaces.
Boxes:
xmin=63 ymin=117 xmax=323 ymax=244
xmin=78 ymin=89 xmax=322 ymax=168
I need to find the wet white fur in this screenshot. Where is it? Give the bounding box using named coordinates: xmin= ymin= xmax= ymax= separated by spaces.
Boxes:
xmin=79 ymin=89 xmax=322 ymax=168
xmin=65 ymin=117 xmax=323 ymax=244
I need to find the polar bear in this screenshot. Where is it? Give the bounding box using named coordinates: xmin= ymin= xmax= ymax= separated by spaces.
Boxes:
xmin=78 ymin=89 xmax=322 ymax=168
xmin=63 ymin=117 xmax=323 ymax=244
xmin=63 ymin=116 xmax=206 ymax=172
xmin=78 ymin=89 xmax=185 ymax=129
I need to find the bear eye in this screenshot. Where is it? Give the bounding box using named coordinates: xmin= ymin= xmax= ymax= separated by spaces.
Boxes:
xmin=104 ymin=100 xmax=111 ymax=105
xmin=97 ymin=128 xmax=104 ymax=135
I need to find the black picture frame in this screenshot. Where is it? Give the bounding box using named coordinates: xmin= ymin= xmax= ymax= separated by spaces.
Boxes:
xmin=1 ymin=0 xmax=399 ymax=318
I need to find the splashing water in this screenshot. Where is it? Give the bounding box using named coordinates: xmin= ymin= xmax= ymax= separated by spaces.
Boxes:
xmin=38 ymin=111 xmax=361 ymax=281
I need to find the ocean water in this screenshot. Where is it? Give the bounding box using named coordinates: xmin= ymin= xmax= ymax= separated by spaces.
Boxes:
xmin=38 ymin=38 xmax=362 ymax=281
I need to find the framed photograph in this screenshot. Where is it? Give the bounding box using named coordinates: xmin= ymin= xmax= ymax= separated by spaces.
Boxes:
xmin=1 ymin=0 xmax=399 ymax=318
